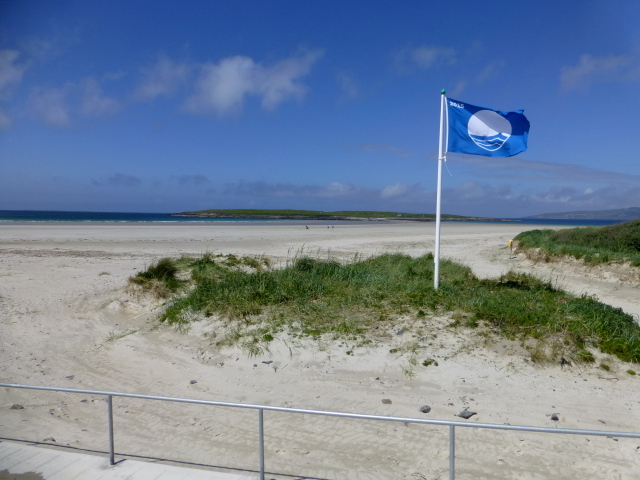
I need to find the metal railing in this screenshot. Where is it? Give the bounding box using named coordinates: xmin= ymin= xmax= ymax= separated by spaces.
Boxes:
xmin=2 ymin=382 xmax=640 ymax=479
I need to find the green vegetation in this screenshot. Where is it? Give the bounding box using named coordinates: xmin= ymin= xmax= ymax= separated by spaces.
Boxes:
xmin=129 ymin=257 xmax=185 ymax=297
xmin=174 ymin=208 xmax=473 ymax=220
xmin=132 ymin=252 xmax=640 ymax=364
xmin=515 ymin=219 xmax=640 ymax=267
xmin=575 ymin=349 xmax=595 ymax=363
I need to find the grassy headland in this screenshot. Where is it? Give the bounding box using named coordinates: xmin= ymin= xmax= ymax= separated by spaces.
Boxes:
xmin=170 ymin=208 xmax=499 ymax=221
xmin=515 ymin=219 xmax=640 ymax=267
xmin=132 ymin=253 xmax=640 ymax=364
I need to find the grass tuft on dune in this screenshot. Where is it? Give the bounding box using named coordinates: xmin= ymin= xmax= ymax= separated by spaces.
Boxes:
xmin=515 ymin=219 xmax=640 ymax=267
xmin=132 ymin=252 xmax=640 ymax=364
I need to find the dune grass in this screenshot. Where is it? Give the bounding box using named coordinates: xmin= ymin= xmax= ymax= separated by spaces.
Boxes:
xmin=132 ymin=252 xmax=640 ymax=364
xmin=129 ymin=257 xmax=184 ymax=297
xmin=515 ymin=219 xmax=640 ymax=267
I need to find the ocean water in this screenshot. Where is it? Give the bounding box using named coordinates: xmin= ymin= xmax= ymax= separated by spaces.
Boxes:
xmin=0 ymin=210 xmax=627 ymax=226
xmin=0 ymin=210 xmax=281 ymax=223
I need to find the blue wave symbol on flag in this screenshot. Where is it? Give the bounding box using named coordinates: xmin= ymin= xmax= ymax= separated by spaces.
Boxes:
xmin=470 ymin=133 xmax=509 ymax=151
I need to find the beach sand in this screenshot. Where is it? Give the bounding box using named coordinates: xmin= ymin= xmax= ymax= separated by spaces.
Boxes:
xmin=1 ymin=222 xmax=639 ymax=479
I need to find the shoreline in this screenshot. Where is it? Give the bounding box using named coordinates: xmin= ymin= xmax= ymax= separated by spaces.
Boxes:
xmin=0 ymin=218 xmax=519 ymax=226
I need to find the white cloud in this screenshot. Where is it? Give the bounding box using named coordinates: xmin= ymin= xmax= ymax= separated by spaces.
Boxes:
xmin=0 ymin=50 xmax=28 ymax=99
xmin=336 ymin=72 xmax=358 ymax=99
xmin=217 ymin=177 xmax=640 ymax=218
xmin=29 ymin=77 xmax=120 ymax=126
xmin=449 ymin=181 xmax=512 ymax=202
xmin=381 ymin=183 xmax=410 ymax=199
xmin=81 ymin=78 xmax=120 ymax=116
xmin=474 ymin=61 xmax=505 ymax=83
xmin=184 ymin=48 xmax=324 ymax=115
xmin=28 ymin=87 xmax=71 ymax=127
xmin=135 ymin=55 xmax=190 ymax=100
xmin=450 ymin=61 xmax=504 ymax=97
xmin=561 ymin=52 xmax=640 ymax=90
xmin=324 ymin=182 xmax=356 ymax=197
xmin=447 ymin=153 xmax=640 ymax=186
xmin=188 ymin=56 xmax=254 ymax=114
xmin=224 ymin=180 xmax=364 ymax=199
xmin=0 ymin=49 xmax=30 ymax=128
xmin=0 ymin=109 xmax=12 ymax=129
xmin=411 ymin=46 xmax=456 ymax=69
xmin=438 ymin=181 xmax=640 ymax=217
xmin=395 ymin=45 xmax=456 ymax=72
xmin=449 ymin=80 xmax=467 ymax=98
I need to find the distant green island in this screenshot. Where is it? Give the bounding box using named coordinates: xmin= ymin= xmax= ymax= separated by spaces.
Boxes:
xmin=170 ymin=209 xmax=506 ymax=222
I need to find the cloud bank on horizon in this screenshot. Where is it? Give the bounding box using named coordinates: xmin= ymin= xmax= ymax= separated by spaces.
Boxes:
xmin=1 ymin=1 xmax=640 ymax=218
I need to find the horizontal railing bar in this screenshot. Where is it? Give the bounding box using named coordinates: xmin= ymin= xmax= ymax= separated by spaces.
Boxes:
xmin=2 ymin=382 xmax=640 ymax=439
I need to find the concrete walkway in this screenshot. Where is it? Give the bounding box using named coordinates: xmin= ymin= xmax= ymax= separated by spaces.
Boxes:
xmin=0 ymin=441 xmax=258 ymax=480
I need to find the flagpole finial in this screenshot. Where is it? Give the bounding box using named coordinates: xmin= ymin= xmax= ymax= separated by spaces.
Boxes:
xmin=440 ymin=89 xmax=446 ymax=95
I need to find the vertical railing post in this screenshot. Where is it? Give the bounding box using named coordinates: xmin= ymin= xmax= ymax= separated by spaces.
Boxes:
xmin=449 ymin=425 xmax=455 ymax=480
xmin=258 ymin=408 xmax=265 ymax=480
xmin=107 ymin=395 xmax=115 ymax=465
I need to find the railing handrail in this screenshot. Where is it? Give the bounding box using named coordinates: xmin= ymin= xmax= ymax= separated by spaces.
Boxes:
xmin=2 ymin=382 xmax=639 ymax=439
xmin=3 ymin=382 xmax=640 ymax=479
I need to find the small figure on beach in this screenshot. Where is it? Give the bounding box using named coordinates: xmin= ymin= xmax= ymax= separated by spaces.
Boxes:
xmin=305 ymin=225 xmax=308 ymax=229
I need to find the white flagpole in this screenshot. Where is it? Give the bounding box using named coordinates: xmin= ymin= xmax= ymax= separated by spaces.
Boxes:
xmin=434 ymin=90 xmax=447 ymax=289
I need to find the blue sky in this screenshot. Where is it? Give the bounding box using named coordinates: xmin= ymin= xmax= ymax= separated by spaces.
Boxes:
xmin=1 ymin=0 xmax=640 ymax=217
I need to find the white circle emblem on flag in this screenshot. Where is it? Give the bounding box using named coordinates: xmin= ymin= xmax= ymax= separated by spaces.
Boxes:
xmin=468 ymin=110 xmax=512 ymax=151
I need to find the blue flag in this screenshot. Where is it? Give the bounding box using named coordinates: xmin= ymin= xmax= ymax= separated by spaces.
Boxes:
xmin=447 ymin=98 xmax=529 ymax=157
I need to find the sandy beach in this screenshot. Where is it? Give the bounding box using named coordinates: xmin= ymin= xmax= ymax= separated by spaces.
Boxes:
xmin=1 ymin=221 xmax=639 ymax=479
